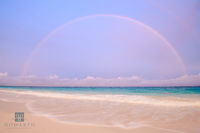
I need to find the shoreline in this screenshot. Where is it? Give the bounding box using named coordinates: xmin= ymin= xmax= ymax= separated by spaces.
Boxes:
xmin=1 ymin=87 xmax=199 ymax=133
xmin=0 ymin=100 xmax=182 ymax=133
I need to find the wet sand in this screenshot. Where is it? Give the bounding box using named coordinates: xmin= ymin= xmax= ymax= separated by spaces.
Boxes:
xmin=0 ymin=100 xmax=184 ymax=133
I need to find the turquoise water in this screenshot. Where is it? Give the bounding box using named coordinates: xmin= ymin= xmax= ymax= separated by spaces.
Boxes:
xmin=0 ymin=86 xmax=200 ymax=96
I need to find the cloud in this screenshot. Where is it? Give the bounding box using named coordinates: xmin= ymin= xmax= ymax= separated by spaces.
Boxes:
xmin=21 ymin=75 xmax=36 ymax=79
xmin=0 ymin=73 xmax=200 ymax=86
xmin=48 ymin=74 xmax=59 ymax=79
xmin=0 ymin=72 xmax=8 ymax=77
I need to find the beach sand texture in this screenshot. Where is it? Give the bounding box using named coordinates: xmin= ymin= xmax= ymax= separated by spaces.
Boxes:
xmin=0 ymin=88 xmax=200 ymax=133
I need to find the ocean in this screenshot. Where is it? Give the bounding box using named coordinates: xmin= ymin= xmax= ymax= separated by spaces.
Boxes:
xmin=0 ymin=86 xmax=200 ymax=132
xmin=1 ymin=86 xmax=200 ymax=95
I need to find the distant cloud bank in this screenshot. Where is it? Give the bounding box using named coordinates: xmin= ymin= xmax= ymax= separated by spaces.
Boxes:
xmin=0 ymin=72 xmax=199 ymax=86
xmin=0 ymin=72 xmax=8 ymax=77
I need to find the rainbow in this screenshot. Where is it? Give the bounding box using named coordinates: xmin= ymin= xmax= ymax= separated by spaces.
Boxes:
xmin=21 ymin=14 xmax=187 ymax=76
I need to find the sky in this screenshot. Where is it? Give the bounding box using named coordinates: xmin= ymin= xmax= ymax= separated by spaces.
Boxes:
xmin=0 ymin=0 xmax=200 ymax=86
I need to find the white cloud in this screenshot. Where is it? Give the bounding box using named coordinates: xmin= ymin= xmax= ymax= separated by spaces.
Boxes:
xmin=0 ymin=73 xmax=200 ymax=86
xmin=0 ymin=72 xmax=8 ymax=77
xmin=48 ymin=74 xmax=59 ymax=79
